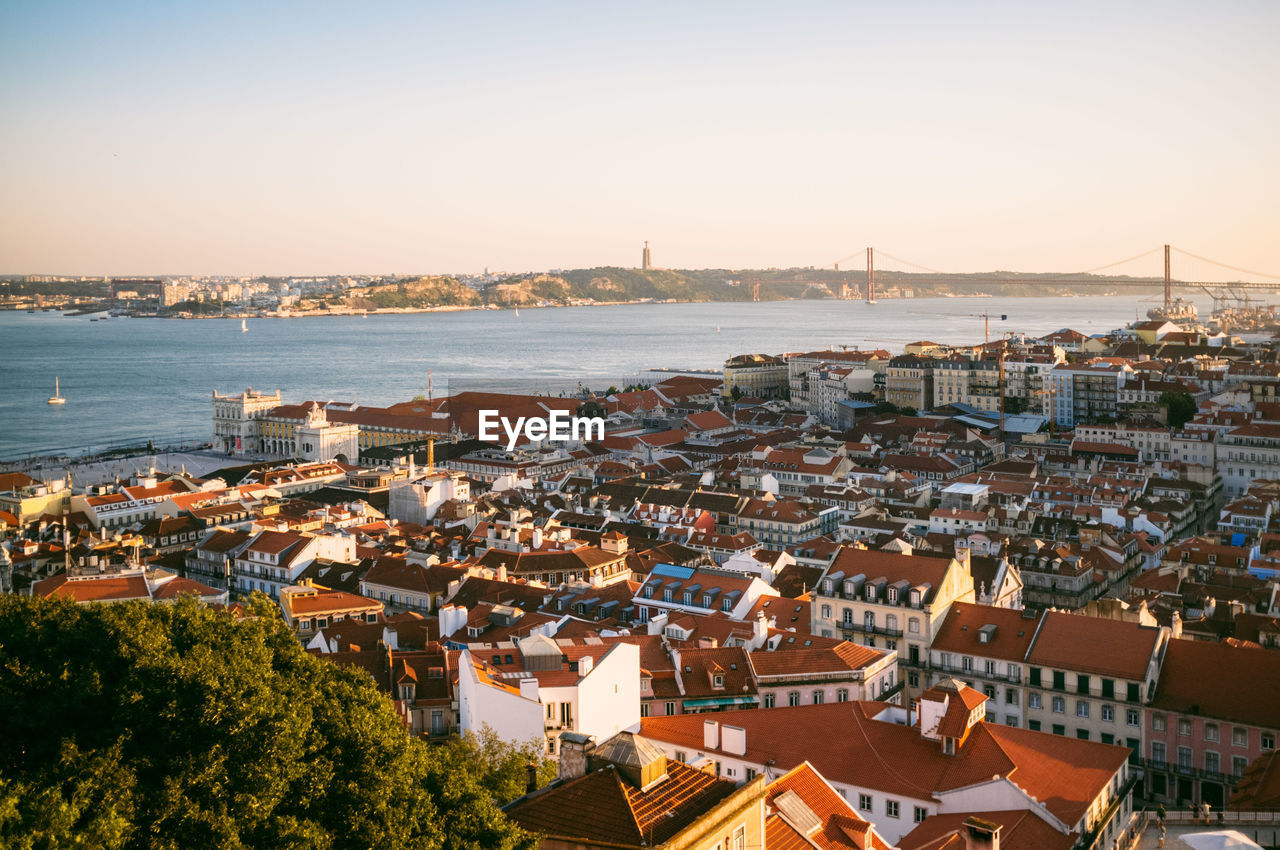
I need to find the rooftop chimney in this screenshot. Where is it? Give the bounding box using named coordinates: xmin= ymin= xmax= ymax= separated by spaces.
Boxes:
xmin=558 ymin=732 xmax=595 ymax=781
xmin=577 ymin=656 xmax=593 ymax=677
xmin=525 ymin=761 xmax=539 ymax=795
xmin=703 ymin=719 xmax=720 ymax=750
xmin=963 ymin=816 xmax=1001 ymax=850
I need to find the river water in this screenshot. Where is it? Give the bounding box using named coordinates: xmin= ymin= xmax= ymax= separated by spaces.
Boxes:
xmin=0 ymin=294 xmax=1214 ymax=460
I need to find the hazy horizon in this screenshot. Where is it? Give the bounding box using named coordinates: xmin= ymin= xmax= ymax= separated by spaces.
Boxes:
xmin=3 ymin=1 xmax=1278 ymax=282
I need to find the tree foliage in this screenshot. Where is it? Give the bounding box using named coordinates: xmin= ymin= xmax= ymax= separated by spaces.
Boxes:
xmin=0 ymin=595 xmax=536 ymax=850
xmin=438 ymin=728 xmax=557 ymax=806
xmin=1160 ymin=391 xmax=1197 ymax=428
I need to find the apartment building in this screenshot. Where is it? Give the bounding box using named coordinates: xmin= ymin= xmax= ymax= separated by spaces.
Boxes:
xmin=810 ymin=545 xmax=976 ymax=699
xmin=885 ymin=354 xmax=936 ymax=412
xmin=1144 ymin=639 xmax=1280 ymax=811
xmin=640 ymin=680 xmax=1136 ymax=848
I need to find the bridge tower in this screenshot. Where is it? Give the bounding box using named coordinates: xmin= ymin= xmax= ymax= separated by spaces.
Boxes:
xmin=1164 ymin=244 xmax=1171 ymax=310
xmin=866 ymin=247 xmax=877 ymax=305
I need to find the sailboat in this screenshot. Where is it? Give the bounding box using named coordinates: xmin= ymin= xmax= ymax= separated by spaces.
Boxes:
xmin=514 ymin=307 xmax=520 ymax=318
xmin=47 ymin=377 xmax=66 ymax=405
xmin=240 ymin=318 xmax=248 ymax=333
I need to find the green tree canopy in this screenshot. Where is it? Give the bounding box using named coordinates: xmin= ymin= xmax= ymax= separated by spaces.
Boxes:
xmin=1160 ymin=391 xmax=1197 ymax=428
xmin=0 ymin=595 xmax=535 ymax=850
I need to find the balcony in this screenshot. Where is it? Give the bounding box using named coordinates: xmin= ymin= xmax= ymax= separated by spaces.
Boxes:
xmin=1140 ymin=759 xmax=1240 ymax=784
xmin=840 ymin=621 xmax=904 ymax=638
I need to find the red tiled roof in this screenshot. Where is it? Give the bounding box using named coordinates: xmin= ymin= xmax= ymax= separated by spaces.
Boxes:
xmin=1149 ymin=639 xmax=1280 ymax=728
xmin=766 ymin=761 xmax=891 ymax=850
xmin=641 ymin=703 xmax=1129 ymax=826
xmin=32 ymin=573 xmax=151 ymax=602
xmin=505 ymin=758 xmax=738 ymax=845
xmin=1025 ymin=611 xmax=1161 ymax=681
xmin=898 ymin=808 xmax=1074 ymax=850
xmin=931 ymin=603 xmax=1039 ymax=663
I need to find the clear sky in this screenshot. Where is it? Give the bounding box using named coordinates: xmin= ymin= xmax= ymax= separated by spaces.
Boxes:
xmin=2 ymin=1 xmax=1278 ymax=280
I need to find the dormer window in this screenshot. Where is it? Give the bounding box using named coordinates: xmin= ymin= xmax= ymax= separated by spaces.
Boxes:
xmin=722 ymin=597 xmax=732 ymax=612
xmin=865 ymin=586 xmax=875 ymax=601
xmin=713 ymin=674 xmax=725 ymax=689
xmin=663 ymin=589 xmax=673 ymax=602
xmin=644 ymin=586 xmax=654 ymax=599
xmin=887 ymin=587 xmax=898 ymax=603
xmin=682 ymin=592 xmax=693 ymax=605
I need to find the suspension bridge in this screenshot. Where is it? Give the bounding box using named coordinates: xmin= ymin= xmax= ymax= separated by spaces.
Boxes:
xmin=829 ymin=244 xmax=1280 ymax=308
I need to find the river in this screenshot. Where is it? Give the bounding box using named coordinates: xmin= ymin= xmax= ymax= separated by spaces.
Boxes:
xmin=0 ymin=294 xmax=1214 ymax=460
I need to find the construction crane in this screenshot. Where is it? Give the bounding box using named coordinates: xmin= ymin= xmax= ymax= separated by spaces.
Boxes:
xmin=973 ymin=312 xmax=1008 ymax=344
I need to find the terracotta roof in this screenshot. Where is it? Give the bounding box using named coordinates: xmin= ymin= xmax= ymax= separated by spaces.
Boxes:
xmin=766 ymin=761 xmax=891 ymax=850
xmin=1025 ymin=611 xmax=1161 ymax=681
xmin=150 ymin=577 xmax=223 ymax=600
xmin=285 ymin=590 xmax=382 ymax=617
xmin=931 ymin=603 xmax=1039 ymax=664
xmin=898 ymin=808 xmax=1074 ymax=850
xmin=641 ymin=703 xmax=1129 ymax=827
xmin=32 ymin=573 xmax=151 ymax=602
xmin=1149 ymin=639 xmax=1280 ymax=728
xmin=750 ymin=643 xmax=887 ymax=678
xmin=505 ymin=757 xmax=738 ymax=845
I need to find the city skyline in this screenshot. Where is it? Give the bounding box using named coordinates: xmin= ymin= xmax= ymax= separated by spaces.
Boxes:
xmin=2 ymin=1 xmax=1278 ymax=280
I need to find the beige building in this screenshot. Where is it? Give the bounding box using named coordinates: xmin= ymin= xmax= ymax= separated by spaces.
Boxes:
xmin=721 ymin=353 xmax=787 ymax=400
xmin=885 ymin=354 xmax=936 ymax=411
xmin=811 ymin=544 xmax=976 ymax=700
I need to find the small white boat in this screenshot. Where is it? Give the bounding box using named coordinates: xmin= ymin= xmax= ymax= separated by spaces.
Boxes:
xmin=514 ymin=307 xmax=520 ymax=318
xmin=48 ymin=377 xmax=66 ymax=405
xmin=240 ymin=319 xmax=248 ymax=333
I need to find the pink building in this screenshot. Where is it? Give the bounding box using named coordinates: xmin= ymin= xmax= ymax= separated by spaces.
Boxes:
xmin=1143 ymin=639 xmax=1280 ymax=810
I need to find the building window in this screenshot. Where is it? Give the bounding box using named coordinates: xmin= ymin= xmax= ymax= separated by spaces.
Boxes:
xmin=1149 ymin=711 xmax=1162 ymax=730
xmin=1205 ymin=723 xmax=1219 ymax=742
xmin=1077 ymin=729 xmax=1090 ymax=741
xmin=1151 ymin=742 xmax=1166 ymax=763
xmin=1205 ymin=751 xmax=1220 ymax=774
xmin=1029 ymin=720 xmax=1041 ymax=731
xmin=1029 ymin=692 xmax=1042 ymax=709
xmin=1178 ymin=718 xmax=1192 ymax=737
xmin=1178 ymin=746 xmax=1193 ymax=769
xmin=713 ymin=674 xmax=725 ymax=689
xmin=1101 ymin=704 xmax=1114 ymax=722
xmin=1076 ymin=701 xmax=1090 ymax=719
xmin=909 ymin=617 xmax=920 ymax=633
xmin=1077 ymin=674 xmax=1090 ymax=695
xmin=858 ymin=794 xmax=872 ymax=812
xmin=1233 ymin=727 xmax=1248 ymax=747
xmin=1052 ymin=696 xmax=1065 ymax=713
xmin=788 ymin=692 xmax=800 ymax=707
xmin=885 ymin=800 xmax=899 ymax=819
xmin=914 ymin=806 xmax=928 ymax=823
xmin=1052 ymin=724 xmax=1065 ymax=736
xmin=665 ymin=702 xmax=676 ymax=715
xmin=836 ymin=688 xmax=849 ymax=703
xmin=1262 ymin=733 xmax=1275 ymax=750
xmin=812 ymin=690 xmax=824 ymax=705
xmin=1233 ymin=756 xmax=1249 ymax=778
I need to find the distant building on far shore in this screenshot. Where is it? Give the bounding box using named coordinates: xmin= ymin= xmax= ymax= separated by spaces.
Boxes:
xmin=642 ymin=240 xmax=651 ymax=271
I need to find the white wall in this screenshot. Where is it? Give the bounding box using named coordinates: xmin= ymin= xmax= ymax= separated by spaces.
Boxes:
xmin=457 ymin=650 xmax=544 ymax=746
xmin=575 ymin=643 xmax=641 ymax=742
